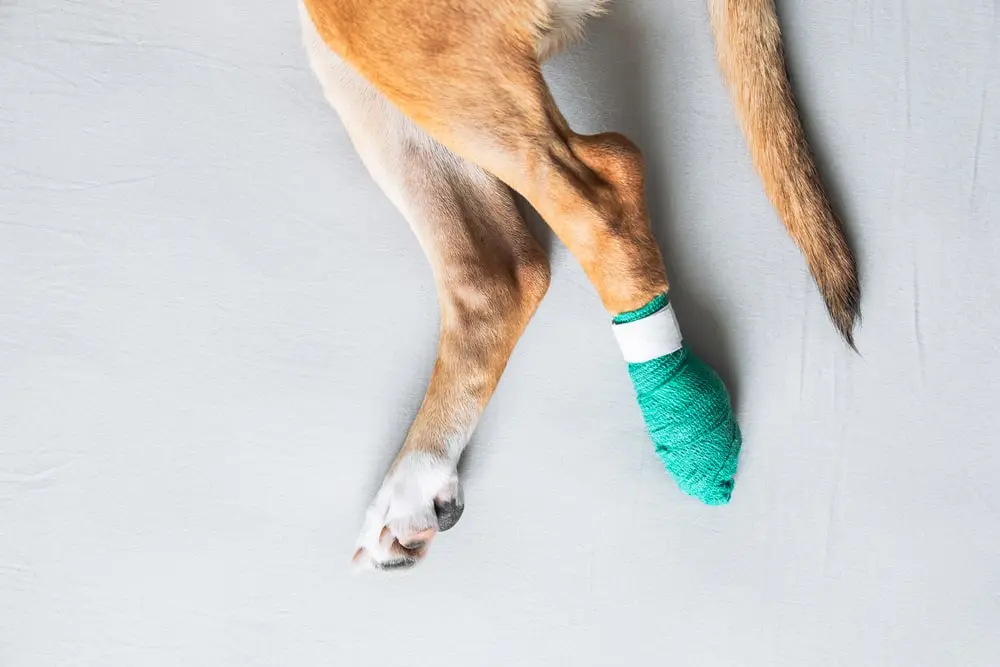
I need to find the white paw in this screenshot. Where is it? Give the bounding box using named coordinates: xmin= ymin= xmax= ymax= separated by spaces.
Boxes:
xmin=352 ymin=454 xmax=464 ymax=572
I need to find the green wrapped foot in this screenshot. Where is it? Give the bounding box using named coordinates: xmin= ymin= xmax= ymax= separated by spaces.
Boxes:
xmin=612 ymin=294 xmax=742 ymax=505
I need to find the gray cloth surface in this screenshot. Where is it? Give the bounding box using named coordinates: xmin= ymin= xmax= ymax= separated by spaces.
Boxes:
xmin=2 ymin=1 xmax=998 ymax=665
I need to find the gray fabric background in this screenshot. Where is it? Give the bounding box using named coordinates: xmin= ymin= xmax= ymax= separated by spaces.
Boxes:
xmin=2 ymin=1 xmax=998 ymax=664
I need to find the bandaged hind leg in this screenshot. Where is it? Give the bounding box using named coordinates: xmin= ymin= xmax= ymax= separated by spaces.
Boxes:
xmin=612 ymin=294 xmax=741 ymax=505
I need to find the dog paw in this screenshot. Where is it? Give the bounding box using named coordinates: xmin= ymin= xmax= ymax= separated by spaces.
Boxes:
xmin=352 ymin=454 xmax=464 ymax=572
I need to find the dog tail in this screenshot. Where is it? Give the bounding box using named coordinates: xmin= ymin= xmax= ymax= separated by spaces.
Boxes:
xmin=708 ymin=0 xmax=859 ymax=346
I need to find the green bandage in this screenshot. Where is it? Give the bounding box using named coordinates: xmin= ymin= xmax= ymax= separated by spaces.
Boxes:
xmin=612 ymin=294 xmax=742 ymax=505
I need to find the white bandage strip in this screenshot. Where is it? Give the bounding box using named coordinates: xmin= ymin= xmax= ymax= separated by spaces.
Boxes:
xmin=611 ymin=303 xmax=683 ymax=363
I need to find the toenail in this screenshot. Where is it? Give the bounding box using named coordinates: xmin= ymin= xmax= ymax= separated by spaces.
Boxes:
xmin=400 ymin=540 xmax=426 ymax=551
xmin=377 ymin=558 xmax=415 ymax=571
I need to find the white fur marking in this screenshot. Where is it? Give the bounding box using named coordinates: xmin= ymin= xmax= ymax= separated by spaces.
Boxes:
xmin=353 ymin=453 xmax=460 ymax=571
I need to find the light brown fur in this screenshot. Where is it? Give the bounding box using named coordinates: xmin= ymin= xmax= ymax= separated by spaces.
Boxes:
xmin=300 ymin=0 xmax=859 ymax=570
xmin=709 ymin=0 xmax=859 ymax=343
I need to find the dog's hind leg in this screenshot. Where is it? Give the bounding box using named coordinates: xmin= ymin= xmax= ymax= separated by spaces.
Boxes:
xmin=302 ymin=8 xmax=550 ymax=571
xmin=305 ymin=0 xmax=742 ymax=505
xmin=306 ymin=0 xmax=667 ymax=313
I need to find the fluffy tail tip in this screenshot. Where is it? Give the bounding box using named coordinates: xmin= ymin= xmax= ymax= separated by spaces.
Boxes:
xmin=818 ymin=266 xmax=861 ymax=350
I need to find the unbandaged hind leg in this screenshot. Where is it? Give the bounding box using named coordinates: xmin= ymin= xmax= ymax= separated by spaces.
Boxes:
xmin=303 ymin=11 xmax=549 ymax=570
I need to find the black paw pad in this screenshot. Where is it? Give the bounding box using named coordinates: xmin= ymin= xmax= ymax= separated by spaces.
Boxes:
xmin=434 ymin=497 xmax=464 ymax=532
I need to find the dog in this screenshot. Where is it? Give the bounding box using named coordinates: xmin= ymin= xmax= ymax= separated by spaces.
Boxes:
xmin=299 ymin=0 xmax=859 ymax=571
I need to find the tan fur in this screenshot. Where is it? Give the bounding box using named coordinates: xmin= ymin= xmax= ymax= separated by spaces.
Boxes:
xmin=301 ymin=10 xmax=551 ymax=569
xmin=300 ymin=0 xmax=859 ymax=570
xmin=304 ymin=0 xmax=669 ymax=315
xmin=709 ymin=0 xmax=860 ymax=343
